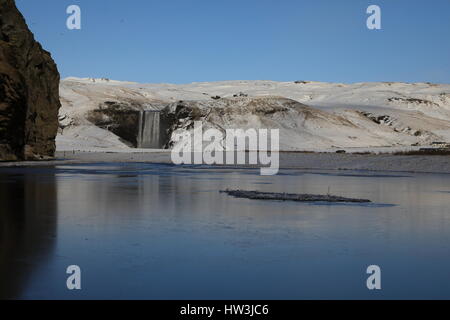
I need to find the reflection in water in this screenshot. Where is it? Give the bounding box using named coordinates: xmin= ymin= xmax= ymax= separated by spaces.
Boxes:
xmin=0 ymin=171 xmax=57 ymax=299
xmin=0 ymin=163 xmax=449 ymax=299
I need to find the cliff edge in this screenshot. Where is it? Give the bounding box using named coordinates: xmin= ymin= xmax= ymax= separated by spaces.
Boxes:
xmin=0 ymin=0 xmax=61 ymax=160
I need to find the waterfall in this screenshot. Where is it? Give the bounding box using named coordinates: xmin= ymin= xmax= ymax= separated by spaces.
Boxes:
xmin=137 ymin=111 xmax=161 ymax=148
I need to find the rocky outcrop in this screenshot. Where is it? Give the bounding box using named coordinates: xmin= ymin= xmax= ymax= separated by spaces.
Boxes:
xmin=0 ymin=0 xmax=61 ymax=161
xmin=86 ymin=100 xmax=169 ymax=148
xmin=160 ymin=96 xmax=312 ymax=149
xmin=87 ymin=101 xmax=142 ymax=147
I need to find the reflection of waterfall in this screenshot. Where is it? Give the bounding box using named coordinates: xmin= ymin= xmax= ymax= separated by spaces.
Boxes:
xmin=138 ymin=111 xmax=161 ymax=148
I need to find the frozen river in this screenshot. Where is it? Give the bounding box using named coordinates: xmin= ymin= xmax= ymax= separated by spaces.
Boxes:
xmin=1 ymin=163 xmax=449 ymax=299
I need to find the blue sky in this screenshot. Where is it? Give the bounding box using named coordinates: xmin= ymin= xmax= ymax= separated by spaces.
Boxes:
xmin=16 ymin=0 xmax=450 ymax=84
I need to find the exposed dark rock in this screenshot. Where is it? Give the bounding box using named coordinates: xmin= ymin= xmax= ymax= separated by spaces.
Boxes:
xmin=359 ymin=111 xmax=432 ymax=139
xmin=160 ymin=96 xmax=313 ymax=148
xmin=360 ymin=111 xmax=393 ymax=126
xmin=0 ymin=0 xmax=61 ymax=160
xmin=294 ymin=80 xmax=310 ymax=84
xmin=221 ymin=189 xmax=371 ymax=203
xmin=388 ymin=97 xmax=439 ymax=107
xmin=88 ymin=100 xmax=169 ymax=148
xmin=160 ymin=101 xmax=206 ymax=148
xmin=87 ymin=101 xmax=142 ymax=147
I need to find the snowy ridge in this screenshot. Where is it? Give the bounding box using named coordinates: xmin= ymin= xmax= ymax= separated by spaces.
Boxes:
xmin=57 ymin=78 xmax=450 ymax=152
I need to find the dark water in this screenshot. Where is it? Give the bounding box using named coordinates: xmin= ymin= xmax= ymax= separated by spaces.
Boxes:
xmin=1 ymin=163 xmax=450 ymax=299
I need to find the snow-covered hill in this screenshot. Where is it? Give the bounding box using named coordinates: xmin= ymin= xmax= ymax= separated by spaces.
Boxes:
xmin=57 ymin=77 xmax=450 ymax=152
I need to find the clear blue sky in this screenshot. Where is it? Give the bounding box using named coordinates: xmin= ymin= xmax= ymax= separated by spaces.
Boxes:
xmin=16 ymin=0 xmax=450 ymax=84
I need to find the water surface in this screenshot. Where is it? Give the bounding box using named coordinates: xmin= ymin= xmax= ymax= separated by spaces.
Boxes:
xmin=1 ymin=163 xmax=449 ymax=299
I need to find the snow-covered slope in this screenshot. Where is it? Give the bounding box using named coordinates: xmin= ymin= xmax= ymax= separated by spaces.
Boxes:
xmin=58 ymin=78 xmax=450 ymax=151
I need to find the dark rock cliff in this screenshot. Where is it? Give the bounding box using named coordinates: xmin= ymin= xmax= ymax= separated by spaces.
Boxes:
xmin=87 ymin=100 xmax=169 ymax=148
xmin=0 ymin=0 xmax=61 ymax=160
xmin=87 ymin=101 xmax=142 ymax=147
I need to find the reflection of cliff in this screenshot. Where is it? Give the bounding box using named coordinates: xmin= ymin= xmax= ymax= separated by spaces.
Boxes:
xmin=0 ymin=171 xmax=58 ymax=299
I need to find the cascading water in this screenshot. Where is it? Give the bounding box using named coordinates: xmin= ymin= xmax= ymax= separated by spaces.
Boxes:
xmin=137 ymin=110 xmax=161 ymax=148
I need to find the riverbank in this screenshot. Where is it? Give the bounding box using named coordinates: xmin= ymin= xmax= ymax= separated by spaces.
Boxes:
xmin=0 ymin=151 xmax=449 ymax=174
